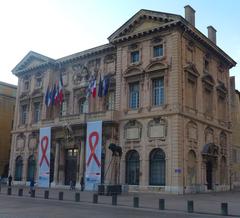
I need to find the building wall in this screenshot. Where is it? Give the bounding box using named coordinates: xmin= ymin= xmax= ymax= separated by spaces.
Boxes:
xmin=230 ymin=77 xmax=240 ymax=188
xmin=0 ymin=82 xmax=16 ymax=177
xmin=9 ymin=8 xmax=235 ymax=193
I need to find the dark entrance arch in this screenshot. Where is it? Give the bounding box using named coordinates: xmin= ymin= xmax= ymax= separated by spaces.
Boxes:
xmin=65 ymin=148 xmax=78 ymax=185
xmin=50 ymin=153 xmax=55 ymax=183
xmin=125 ymin=150 xmax=140 ymax=185
xmin=206 ymin=160 xmax=213 ymax=190
xmin=202 ymin=143 xmax=219 ymax=190
xmin=149 ymin=148 xmax=166 ymax=186
xmin=15 ymin=156 xmax=23 ymax=181
xmin=27 ymin=155 xmax=36 ymax=181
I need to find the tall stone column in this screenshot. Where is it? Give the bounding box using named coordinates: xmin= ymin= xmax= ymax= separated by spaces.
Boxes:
xmin=52 ymin=142 xmax=59 ymax=186
xmin=9 ymin=134 xmax=17 ymax=177
xmin=75 ymin=139 xmax=85 ymax=189
xmin=22 ymin=156 xmax=28 ymax=183
xmin=58 ymin=144 xmax=65 ymax=185
xmin=79 ymin=139 xmax=85 ymax=178
xmin=201 ymin=162 xmax=207 ymax=191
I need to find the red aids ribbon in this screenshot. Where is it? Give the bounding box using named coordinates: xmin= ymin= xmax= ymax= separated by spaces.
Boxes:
xmin=39 ymin=136 xmax=50 ymax=167
xmin=87 ymin=131 xmax=100 ymax=167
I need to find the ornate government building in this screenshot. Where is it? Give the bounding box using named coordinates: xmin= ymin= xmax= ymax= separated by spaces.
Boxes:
xmin=9 ymin=6 xmax=236 ymax=193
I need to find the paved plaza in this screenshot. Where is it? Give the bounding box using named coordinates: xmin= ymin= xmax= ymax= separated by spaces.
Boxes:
xmin=0 ymin=185 xmax=240 ymax=217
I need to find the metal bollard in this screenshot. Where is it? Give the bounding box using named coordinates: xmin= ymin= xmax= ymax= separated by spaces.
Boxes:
xmin=44 ymin=190 xmax=49 ymax=199
xmin=133 ymin=196 xmax=139 ymax=208
xmin=18 ymin=188 xmax=23 ymax=196
xmin=112 ymin=194 xmax=117 ymax=206
xmin=93 ymin=193 xmax=98 ymax=203
xmin=7 ymin=187 xmax=11 ymax=195
xmin=187 ymin=200 xmax=194 ymax=213
xmin=75 ymin=193 xmax=80 ymax=202
xmin=159 ymin=199 xmax=165 ymax=210
xmin=59 ymin=192 xmax=63 ymax=200
xmin=221 ymin=203 xmax=228 ymax=216
xmin=31 ymin=190 xmax=35 ymax=198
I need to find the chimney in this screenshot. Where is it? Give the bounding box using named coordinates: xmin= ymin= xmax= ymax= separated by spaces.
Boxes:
xmin=184 ymin=5 xmax=195 ymax=26
xmin=207 ymin=26 xmax=217 ymax=44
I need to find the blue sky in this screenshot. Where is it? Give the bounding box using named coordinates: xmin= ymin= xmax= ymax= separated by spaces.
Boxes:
xmin=0 ymin=0 xmax=239 ymax=89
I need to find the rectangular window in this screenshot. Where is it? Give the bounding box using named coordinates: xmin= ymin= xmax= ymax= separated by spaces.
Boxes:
xmin=152 ymin=78 xmax=164 ymax=106
xmin=60 ymin=100 xmax=67 ymax=116
xmin=79 ymin=98 xmax=88 ymax=114
xmin=36 ymin=78 xmax=42 ymax=88
xmin=187 ymin=77 xmax=197 ymax=109
xmin=33 ymin=102 xmax=41 ymax=122
xmin=218 ymin=97 xmax=226 ymax=120
xmin=204 ymin=60 xmax=209 ymax=72
xmin=129 ymin=82 xmax=139 ymax=109
xmin=107 ymin=91 xmax=115 ymax=110
xmin=204 ymin=89 xmax=213 ymax=116
xmin=24 ymin=81 xmax=29 ymax=91
xmin=131 ymin=51 xmax=139 ymax=63
xmin=21 ymin=105 xmax=27 ymax=124
xmin=153 ymin=45 xmax=163 ymax=57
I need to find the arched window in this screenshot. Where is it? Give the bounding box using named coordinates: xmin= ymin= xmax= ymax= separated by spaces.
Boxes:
xmin=149 ymin=148 xmax=166 ymax=185
xmin=187 ymin=150 xmax=197 ymax=185
xmin=15 ymin=156 xmax=23 ymax=181
xmin=79 ymin=98 xmax=88 ymax=114
xmin=27 ymin=155 xmax=36 ymax=181
xmin=125 ymin=150 xmax=140 ymax=185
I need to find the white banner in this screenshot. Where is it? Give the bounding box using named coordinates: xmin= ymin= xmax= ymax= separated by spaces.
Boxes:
xmin=85 ymin=121 xmax=102 ymax=191
xmin=38 ymin=127 xmax=51 ymax=188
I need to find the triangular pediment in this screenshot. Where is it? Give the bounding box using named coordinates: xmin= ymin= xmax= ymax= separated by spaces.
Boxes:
xmin=184 ymin=64 xmax=200 ymax=77
xmin=108 ymin=9 xmax=180 ymax=42
xmin=12 ymin=51 xmax=54 ymax=75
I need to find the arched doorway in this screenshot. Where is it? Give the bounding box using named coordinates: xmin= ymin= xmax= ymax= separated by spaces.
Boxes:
xmin=202 ymin=143 xmax=219 ymax=190
xmin=125 ymin=150 xmax=140 ymax=185
xmin=15 ymin=156 xmax=23 ymax=181
xmin=206 ymin=160 xmax=213 ymax=190
xmin=27 ymin=155 xmax=36 ymax=181
xmin=65 ymin=148 xmax=78 ymax=185
xmin=149 ymin=148 xmax=166 ymax=186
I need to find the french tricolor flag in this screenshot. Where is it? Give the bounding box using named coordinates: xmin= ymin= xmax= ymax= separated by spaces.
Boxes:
xmin=92 ymin=80 xmax=96 ymax=98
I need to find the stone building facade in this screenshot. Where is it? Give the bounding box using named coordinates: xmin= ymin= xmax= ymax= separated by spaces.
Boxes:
xmin=230 ymin=77 xmax=240 ymax=188
xmin=0 ymin=81 xmax=16 ymax=178
xmin=9 ymin=6 xmax=236 ymax=193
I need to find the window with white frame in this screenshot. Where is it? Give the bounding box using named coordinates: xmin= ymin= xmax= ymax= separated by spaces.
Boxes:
xmin=23 ymin=80 xmax=30 ymax=91
xmin=106 ymin=91 xmax=115 ymax=110
xmin=130 ymin=51 xmax=139 ymax=63
xmin=153 ymin=45 xmax=163 ymax=58
xmin=129 ymin=82 xmax=139 ymax=109
xmin=152 ymin=78 xmax=164 ymax=106
xmin=60 ymin=100 xmax=67 ymax=116
xmin=21 ymin=104 xmax=28 ymax=124
xmin=35 ymin=77 xmax=42 ymax=89
xmin=79 ymin=98 xmax=88 ymax=114
xmin=33 ymin=102 xmax=41 ymax=123
xmin=204 ymin=88 xmax=213 ymax=116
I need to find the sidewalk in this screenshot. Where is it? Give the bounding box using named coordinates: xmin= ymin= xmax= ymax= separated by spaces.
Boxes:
xmin=1 ymin=185 xmax=239 ymax=217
